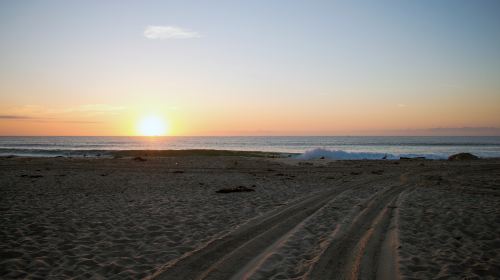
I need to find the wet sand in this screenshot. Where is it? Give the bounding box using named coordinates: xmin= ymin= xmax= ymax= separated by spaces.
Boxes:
xmin=0 ymin=155 xmax=499 ymax=279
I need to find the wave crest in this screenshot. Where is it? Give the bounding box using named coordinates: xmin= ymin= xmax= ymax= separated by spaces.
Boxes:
xmin=297 ymin=148 xmax=445 ymax=160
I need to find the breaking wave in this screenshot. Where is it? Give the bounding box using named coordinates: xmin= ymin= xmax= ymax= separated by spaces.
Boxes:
xmin=297 ymin=148 xmax=446 ymax=160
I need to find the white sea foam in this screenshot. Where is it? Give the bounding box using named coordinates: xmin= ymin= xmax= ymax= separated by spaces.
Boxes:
xmin=297 ymin=148 xmax=446 ymax=160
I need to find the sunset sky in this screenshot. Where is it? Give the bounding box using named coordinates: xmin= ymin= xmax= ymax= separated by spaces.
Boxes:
xmin=1 ymin=0 xmax=500 ymax=136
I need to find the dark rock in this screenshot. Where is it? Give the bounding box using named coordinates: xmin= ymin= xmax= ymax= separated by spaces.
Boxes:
xmin=173 ymin=170 xmax=184 ymax=174
xmin=133 ymin=156 xmax=147 ymax=162
xmin=448 ymin=153 xmax=479 ymax=161
xmin=371 ymin=170 xmax=384 ymax=175
xmin=216 ymin=186 xmax=255 ymax=194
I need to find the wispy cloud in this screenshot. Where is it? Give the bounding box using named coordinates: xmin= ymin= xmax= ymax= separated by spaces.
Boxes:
xmin=144 ymin=25 xmax=201 ymax=39
xmin=0 ymin=115 xmax=100 ymax=123
xmin=63 ymin=104 xmax=126 ymax=116
xmin=0 ymin=115 xmax=34 ymax=119
xmin=425 ymin=127 xmax=500 ymax=134
xmin=37 ymin=119 xmax=101 ymax=124
xmin=374 ymin=127 xmax=500 ymax=136
xmin=0 ymin=104 xmax=125 ymax=122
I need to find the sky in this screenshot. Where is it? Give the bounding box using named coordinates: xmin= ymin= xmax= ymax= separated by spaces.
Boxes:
xmin=1 ymin=0 xmax=500 ymax=136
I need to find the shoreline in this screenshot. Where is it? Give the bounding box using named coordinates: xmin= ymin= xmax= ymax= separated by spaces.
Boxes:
xmin=0 ymin=149 xmax=293 ymax=159
xmin=1 ymin=148 xmax=498 ymax=161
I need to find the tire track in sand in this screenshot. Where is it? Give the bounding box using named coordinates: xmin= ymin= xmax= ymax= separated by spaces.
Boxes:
xmin=150 ymin=176 xmax=398 ymax=280
xmin=306 ymin=180 xmax=411 ymax=280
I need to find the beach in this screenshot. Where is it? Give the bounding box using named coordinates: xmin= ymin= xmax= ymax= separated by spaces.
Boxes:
xmin=1 ymin=154 xmax=499 ymax=279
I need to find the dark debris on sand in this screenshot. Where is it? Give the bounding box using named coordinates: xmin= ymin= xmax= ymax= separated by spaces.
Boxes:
xmin=215 ymin=186 xmax=255 ymax=194
xmin=20 ymin=174 xmax=43 ymax=179
xmin=400 ymin=156 xmax=426 ymax=160
xmin=133 ymin=156 xmax=147 ymax=162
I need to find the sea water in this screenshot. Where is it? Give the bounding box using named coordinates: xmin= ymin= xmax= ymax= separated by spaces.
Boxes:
xmin=1 ymin=136 xmax=500 ymax=159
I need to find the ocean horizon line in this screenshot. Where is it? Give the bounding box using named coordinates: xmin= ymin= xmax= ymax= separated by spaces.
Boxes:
xmin=1 ymin=135 xmax=500 ymax=138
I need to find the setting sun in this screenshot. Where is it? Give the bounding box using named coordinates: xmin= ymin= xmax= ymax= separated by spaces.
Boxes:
xmin=137 ymin=116 xmax=169 ymax=136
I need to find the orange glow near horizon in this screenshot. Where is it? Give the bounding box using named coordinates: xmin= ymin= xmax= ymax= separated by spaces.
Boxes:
xmin=0 ymin=100 xmax=500 ymax=136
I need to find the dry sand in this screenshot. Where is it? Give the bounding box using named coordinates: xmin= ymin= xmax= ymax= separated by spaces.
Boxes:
xmin=0 ymin=155 xmax=499 ymax=279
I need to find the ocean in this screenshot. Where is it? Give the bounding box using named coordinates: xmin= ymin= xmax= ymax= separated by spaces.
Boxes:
xmin=1 ymin=136 xmax=500 ymax=159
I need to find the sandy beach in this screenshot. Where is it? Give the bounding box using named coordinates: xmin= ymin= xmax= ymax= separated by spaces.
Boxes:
xmin=0 ymin=154 xmax=499 ymax=279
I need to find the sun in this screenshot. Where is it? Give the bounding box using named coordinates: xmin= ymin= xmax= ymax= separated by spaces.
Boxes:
xmin=137 ymin=116 xmax=169 ymax=136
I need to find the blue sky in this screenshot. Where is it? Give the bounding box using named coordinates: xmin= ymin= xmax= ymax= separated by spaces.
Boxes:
xmin=1 ymin=0 xmax=500 ymax=135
